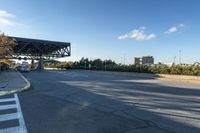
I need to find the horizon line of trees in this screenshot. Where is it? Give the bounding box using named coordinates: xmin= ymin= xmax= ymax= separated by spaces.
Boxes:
xmin=46 ymin=57 xmax=200 ymax=76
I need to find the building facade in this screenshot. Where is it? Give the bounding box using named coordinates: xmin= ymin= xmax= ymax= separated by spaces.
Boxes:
xmin=134 ymin=56 xmax=154 ymax=65
xmin=134 ymin=57 xmax=141 ymax=65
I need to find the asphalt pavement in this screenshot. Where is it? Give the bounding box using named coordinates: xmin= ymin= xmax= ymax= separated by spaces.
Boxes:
xmin=16 ymin=70 xmax=200 ymax=133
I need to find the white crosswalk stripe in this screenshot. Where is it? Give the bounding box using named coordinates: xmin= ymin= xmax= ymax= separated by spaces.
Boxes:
xmin=0 ymin=113 xmax=18 ymax=122
xmin=0 ymin=127 xmax=21 ymax=133
xmin=0 ymin=105 xmax=16 ymax=111
xmin=0 ymin=94 xmax=27 ymax=133
xmin=0 ymin=98 xmax=15 ymax=103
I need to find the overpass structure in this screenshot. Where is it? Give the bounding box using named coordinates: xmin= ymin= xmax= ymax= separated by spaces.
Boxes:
xmin=7 ymin=36 xmax=71 ymax=69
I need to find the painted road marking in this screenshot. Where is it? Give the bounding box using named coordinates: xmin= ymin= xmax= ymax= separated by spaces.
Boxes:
xmin=0 ymin=105 xmax=16 ymax=110
xmin=0 ymin=113 xmax=18 ymax=122
xmin=0 ymin=126 xmax=21 ymax=133
xmin=0 ymin=98 xmax=15 ymax=103
xmin=15 ymin=94 xmax=27 ymax=133
xmin=0 ymin=94 xmax=27 ymax=133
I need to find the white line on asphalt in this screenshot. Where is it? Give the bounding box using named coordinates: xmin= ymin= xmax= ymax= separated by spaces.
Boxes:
xmin=0 ymin=104 xmax=16 ymax=110
xmin=0 ymin=98 xmax=16 ymax=103
xmin=0 ymin=94 xmax=27 ymax=133
xmin=14 ymin=94 xmax=27 ymax=133
xmin=0 ymin=113 xmax=18 ymax=122
xmin=0 ymin=126 xmax=21 ymax=133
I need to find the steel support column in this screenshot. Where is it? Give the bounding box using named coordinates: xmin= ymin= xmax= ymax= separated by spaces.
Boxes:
xmin=31 ymin=59 xmax=35 ymax=69
xmin=37 ymin=56 xmax=44 ymax=70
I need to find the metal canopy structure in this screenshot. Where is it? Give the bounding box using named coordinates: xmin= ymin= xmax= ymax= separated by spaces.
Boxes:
xmin=9 ymin=36 xmax=71 ymax=60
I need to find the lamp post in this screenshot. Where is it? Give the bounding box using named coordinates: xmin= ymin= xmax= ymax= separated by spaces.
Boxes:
xmin=123 ymin=54 xmax=126 ymax=65
xmin=139 ymin=58 xmax=142 ymax=72
xmin=179 ymin=50 xmax=182 ymax=65
xmin=104 ymin=60 xmax=106 ymax=71
xmin=84 ymin=61 xmax=87 ymax=69
xmin=174 ymin=56 xmax=176 ymax=64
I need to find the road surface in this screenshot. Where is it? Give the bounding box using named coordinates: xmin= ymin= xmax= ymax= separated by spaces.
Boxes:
xmin=2 ymin=70 xmax=200 ymax=133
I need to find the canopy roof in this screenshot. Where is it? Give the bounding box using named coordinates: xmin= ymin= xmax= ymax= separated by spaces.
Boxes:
xmin=9 ymin=36 xmax=71 ymax=60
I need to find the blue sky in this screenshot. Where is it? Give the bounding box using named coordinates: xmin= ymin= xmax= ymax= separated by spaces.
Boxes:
xmin=0 ymin=0 xmax=200 ymax=64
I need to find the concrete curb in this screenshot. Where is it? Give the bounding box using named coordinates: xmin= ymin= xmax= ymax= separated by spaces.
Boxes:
xmin=0 ymin=71 xmax=31 ymax=96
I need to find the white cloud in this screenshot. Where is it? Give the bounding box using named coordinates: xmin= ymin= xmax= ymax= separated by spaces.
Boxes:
xmin=118 ymin=34 xmax=129 ymax=40
xmin=146 ymin=33 xmax=156 ymax=40
xmin=0 ymin=18 xmax=14 ymax=25
xmin=0 ymin=10 xmax=15 ymax=26
xmin=0 ymin=10 xmax=14 ymax=18
xmin=118 ymin=27 xmax=156 ymax=41
xmin=169 ymin=26 xmax=177 ymax=33
xmin=165 ymin=24 xmax=185 ymax=34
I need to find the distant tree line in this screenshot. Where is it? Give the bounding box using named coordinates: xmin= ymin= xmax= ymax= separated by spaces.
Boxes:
xmin=46 ymin=57 xmax=200 ymax=76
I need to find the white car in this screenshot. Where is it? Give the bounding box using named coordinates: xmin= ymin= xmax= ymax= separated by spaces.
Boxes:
xmin=19 ymin=66 xmax=30 ymax=72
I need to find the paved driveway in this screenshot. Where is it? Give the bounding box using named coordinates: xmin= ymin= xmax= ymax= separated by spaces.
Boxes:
xmin=18 ymin=70 xmax=200 ymax=133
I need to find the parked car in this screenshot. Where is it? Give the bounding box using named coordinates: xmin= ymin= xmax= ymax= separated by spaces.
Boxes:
xmin=15 ymin=66 xmax=22 ymax=71
xmin=0 ymin=63 xmax=9 ymax=70
xmin=16 ymin=66 xmax=30 ymax=72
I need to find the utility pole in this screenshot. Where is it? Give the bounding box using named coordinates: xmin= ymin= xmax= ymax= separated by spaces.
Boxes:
xmin=123 ymin=54 xmax=126 ymax=65
xmin=84 ymin=61 xmax=87 ymax=69
xmin=179 ymin=50 xmax=182 ymax=65
xmin=139 ymin=58 xmax=142 ymax=72
xmin=104 ymin=60 xmax=106 ymax=70
xmin=174 ymin=56 xmax=176 ymax=64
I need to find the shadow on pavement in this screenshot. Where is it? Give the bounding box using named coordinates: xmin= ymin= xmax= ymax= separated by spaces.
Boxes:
xmin=21 ymin=70 xmax=200 ymax=133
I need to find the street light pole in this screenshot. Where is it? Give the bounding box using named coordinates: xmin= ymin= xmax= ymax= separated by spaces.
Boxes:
xmin=105 ymin=60 xmax=106 ymax=71
xmin=179 ymin=50 xmax=182 ymax=65
xmin=123 ymin=54 xmax=126 ymax=65
xmin=84 ymin=61 xmax=87 ymax=69
xmin=174 ymin=56 xmax=176 ymax=64
xmin=139 ymin=58 xmax=142 ymax=72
